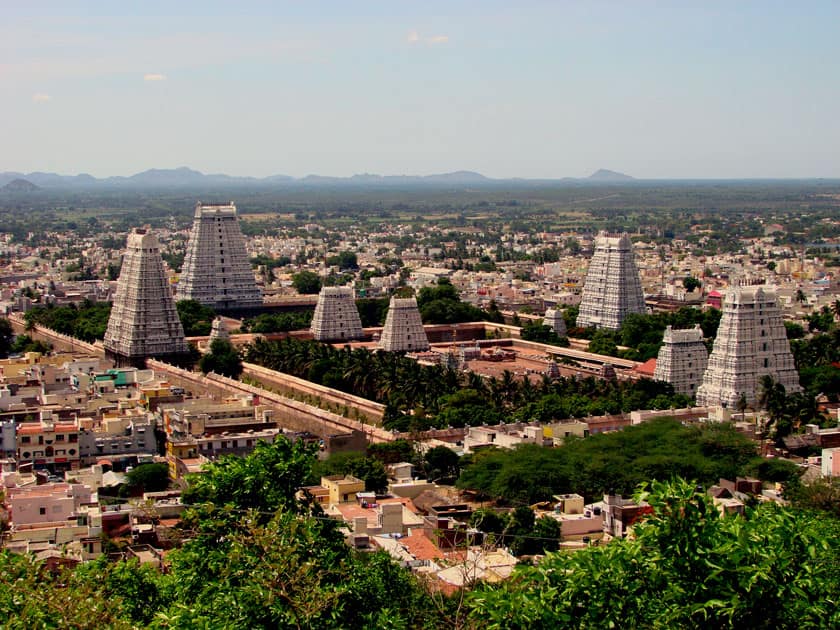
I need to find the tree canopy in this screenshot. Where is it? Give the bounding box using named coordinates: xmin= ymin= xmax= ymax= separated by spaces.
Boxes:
xmin=457 ymin=418 xmax=759 ymax=504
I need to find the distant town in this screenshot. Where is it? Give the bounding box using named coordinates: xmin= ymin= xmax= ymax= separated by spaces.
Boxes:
xmin=1 ymin=179 xmax=839 ymax=626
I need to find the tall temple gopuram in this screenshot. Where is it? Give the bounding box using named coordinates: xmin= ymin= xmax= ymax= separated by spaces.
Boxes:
xmin=576 ymin=232 xmax=645 ymax=330
xmin=696 ymin=284 xmax=801 ymax=408
xmin=379 ymin=297 xmax=429 ymax=352
xmin=104 ymin=229 xmax=189 ymax=367
xmin=310 ymin=286 xmax=364 ymax=342
xmin=178 ymin=202 xmax=262 ymax=311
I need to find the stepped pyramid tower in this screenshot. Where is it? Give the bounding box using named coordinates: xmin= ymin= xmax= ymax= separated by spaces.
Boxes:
xmin=208 ymin=316 xmax=230 ymax=344
xmin=576 ymin=232 xmax=645 ymax=330
xmin=653 ymin=325 xmax=709 ymax=396
xmin=178 ymin=202 xmax=262 ymax=311
xmin=543 ymin=308 xmax=567 ymax=337
xmin=310 ymin=286 xmax=364 ymax=342
xmin=379 ymin=297 xmax=429 ymax=352
xmin=104 ymin=229 xmax=189 ymax=367
xmin=696 ymin=285 xmax=801 ymax=408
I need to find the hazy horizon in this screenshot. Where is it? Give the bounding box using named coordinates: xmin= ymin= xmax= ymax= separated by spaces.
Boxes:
xmin=4 ymin=2 xmax=840 ymax=180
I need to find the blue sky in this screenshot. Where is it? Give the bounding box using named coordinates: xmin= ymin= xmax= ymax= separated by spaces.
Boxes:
xmin=2 ymin=1 xmax=839 ymax=179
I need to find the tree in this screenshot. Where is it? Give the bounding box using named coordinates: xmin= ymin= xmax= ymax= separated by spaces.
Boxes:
xmin=292 ymin=270 xmax=322 ymax=294
xmin=423 ymin=445 xmax=461 ymax=482
xmin=0 ymin=318 xmax=14 ymax=358
xmin=467 ymin=479 xmax=840 ymax=629
xmin=312 ymin=451 xmax=388 ymax=493
xmin=682 ymin=276 xmax=701 ymax=292
xmin=176 ymin=299 xmax=216 ymax=336
xmin=182 ymin=436 xmax=318 ymax=513
xmin=125 ymin=462 xmax=170 ymax=493
xmin=199 ymin=338 xmax=243 ymax=379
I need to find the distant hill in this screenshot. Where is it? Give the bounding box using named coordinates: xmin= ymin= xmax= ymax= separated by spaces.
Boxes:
xmin=588 ymin=169 xmax=634 ymax=181
xmin=0 ymin=166 xmax=644 ymax=189
xmin=0 ymin=178 xmax=39 ymax=193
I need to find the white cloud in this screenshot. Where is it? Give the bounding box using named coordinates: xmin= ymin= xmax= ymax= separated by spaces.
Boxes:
xmin=428 ymin=35 xmax=449 ymax=45
xmin=406 ymin=30 xmax=420 ymax=44
xmin=406 ymin=31 xmax=449 ymax=46
xmin=143 ymin=73 xmax=166 ymax=81
xmin=32 ymin=93 xmax=51 ymax=103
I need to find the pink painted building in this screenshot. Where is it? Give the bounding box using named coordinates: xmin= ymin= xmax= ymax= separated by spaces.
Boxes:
xmin=5 ymin=482 xmax=93 ymax=526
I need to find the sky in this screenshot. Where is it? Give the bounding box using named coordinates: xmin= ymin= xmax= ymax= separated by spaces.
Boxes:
xmin=2 ymin=1 xmax=840 ymax=179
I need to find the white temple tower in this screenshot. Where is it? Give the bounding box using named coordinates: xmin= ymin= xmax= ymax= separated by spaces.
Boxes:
xmin=208 ymin=316 xmax=230 ymax=343
xmin=543 ymin=308 xmax=567 ymax=337
xmin=104 ymin=229 xmax=189 ymax=366
xmin=653 ymin=325 xmax=709 ymax=396
xmin=576 ymin=232 xmax=645 ymax=330
xmin=178 ymin=202 xmax=262 ymax=311
xmin=379 ymin=297 xmax=429 ymax=352
xmin=310 ymin=286 xmax=364 ymax=342
xmin=696 ymin=285 xmax=801 ymax=408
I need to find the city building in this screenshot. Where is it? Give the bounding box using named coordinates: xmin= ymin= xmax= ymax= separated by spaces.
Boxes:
xmin=178 ymin=202 xmax=262 ymax=311
xmin=542 ymin=308 xmax=567 ymax=337
xmin=576 ymin=232 xmax=646 ymax=330
xmin=696 ymin=285 xmax=802 ymax=408
xmin=310 ymin=286 xmax=364 ymax=342
xmin=103 ymin=229 xmax=189 ymax=367
xmin=16 ymin=412 xmax=81 ymax=472
xmin=77 ymin=412 xmax=157 ymax=465
xmin=653 ymin=325 xmax=709 ymax=396
xmin=379 ymin=297 xmax=429 ymax=352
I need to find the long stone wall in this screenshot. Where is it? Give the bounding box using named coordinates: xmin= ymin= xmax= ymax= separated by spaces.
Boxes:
xmin=146 ymin=359 xmax=393 ymax=444
xmin=242 ymin=362 xmax=386 ymax=424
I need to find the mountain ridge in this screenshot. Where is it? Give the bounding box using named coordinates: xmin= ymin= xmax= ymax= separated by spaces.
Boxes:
xmin=0 ymin=167 xmax=635 ymax=189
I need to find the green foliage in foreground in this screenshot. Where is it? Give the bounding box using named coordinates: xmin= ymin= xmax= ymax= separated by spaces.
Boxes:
xmin=0 ymin=439 xmax=838 ymax=629
xmin=457 ymin=418 xmax=759 ymax=503
xmin=469 ymin=479 xmax=840 ymax=629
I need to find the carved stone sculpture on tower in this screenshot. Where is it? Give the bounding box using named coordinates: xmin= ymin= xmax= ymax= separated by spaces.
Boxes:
xmin=104 ymin=229 xmax=189 ymax=366
xmin=178 ymin=202 xmax=262 ymax=311
xmin=696 ymin=285 xmax=801 ymax=408
xmin=576 ymin=232 xmax=646 ymax=330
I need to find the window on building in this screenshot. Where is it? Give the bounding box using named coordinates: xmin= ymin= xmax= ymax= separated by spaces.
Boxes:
xmin=21 ymin=436 xmax=30 ymax=444
xmin=39 ymin=507 xmax=46 ymax=515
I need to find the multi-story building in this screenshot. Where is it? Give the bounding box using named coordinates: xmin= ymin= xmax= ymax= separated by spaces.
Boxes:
xmin=379 ymin=297 xmax=429 ymax=352
xmin=178 ymin=202 xmax=262 ymax=311
xmin=103 ymin=229 xmax=189 ymax=367
xmin=653 ymin=325 xmax=709 ymax=396
xmin=16 ymin=412 xmax=81 ymax=472
xmin=696 ymin=284 xmax=801 ymax=408
xmin=162 ymin=398 xmax=275 ymax=438
xmin=310 ymin=287 xmax=364 ymax=342
xmin=78 ymin=412 xmax=157 ymax=465
xmin=576 ymin=232 xmax=646 ymax=330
